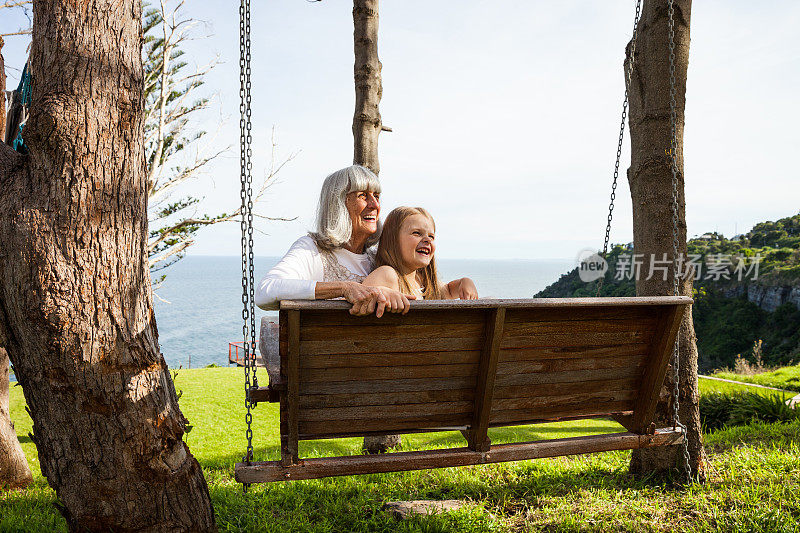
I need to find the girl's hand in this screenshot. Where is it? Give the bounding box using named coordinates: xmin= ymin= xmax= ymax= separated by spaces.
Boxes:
xmin=375 ymin=287 xmax=415 ymax=316
xmin=453 ymin=278 xmax=478 ymax=300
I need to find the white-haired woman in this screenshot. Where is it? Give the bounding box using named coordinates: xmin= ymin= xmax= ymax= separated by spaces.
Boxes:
xmin=255 ymin=165 xmax=413 ymax=316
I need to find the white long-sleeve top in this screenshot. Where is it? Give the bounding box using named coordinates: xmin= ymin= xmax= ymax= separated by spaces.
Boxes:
xmin=254 ymin=235 xmax=374 ymax=310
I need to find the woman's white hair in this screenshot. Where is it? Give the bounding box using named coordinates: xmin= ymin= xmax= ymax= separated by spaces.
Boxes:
xmin=309 ymin=165 xmax=382 ymax=251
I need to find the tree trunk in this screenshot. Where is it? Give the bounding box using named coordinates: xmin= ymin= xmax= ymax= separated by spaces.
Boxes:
xmin=0 ymin=1 xmax=216 ymax=530
xmin=352 ymin=0 xmax=399 ymax=455
xmin=0 ymin=348 xmax=32 ymax=489
xmin=1 ymin=36 xmax=6 ymax=142
xmin=0 ymin=34 xmax=34 ymax=491
xmin=626 ymin=0 xmax=706 ymax=481
xmin=352 ymin=0 xmax=383 ymax=175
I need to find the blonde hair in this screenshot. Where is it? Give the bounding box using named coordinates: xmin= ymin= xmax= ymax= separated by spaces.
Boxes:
xmin=309 ymin=165 xmax=382 ymax=251
xmin=376 ymin=206 xmax=442 ymax=300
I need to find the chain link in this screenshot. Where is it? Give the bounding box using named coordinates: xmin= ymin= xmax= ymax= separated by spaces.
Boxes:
xmin=239 ymin=0 xmax=256 ymax=492
xmin=597 ymin=0 xmax=642 ymax=297
xmin=667 ymin=0 xmax=693 ymax=482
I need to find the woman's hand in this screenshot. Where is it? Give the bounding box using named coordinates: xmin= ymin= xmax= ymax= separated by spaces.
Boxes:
xmin=375 ymin=287 xmax=415 ymax=316
xmin=341 ymin=282 xmax=387 ymax=316
xmin=449 ymin=278 xmax=478 ymax=300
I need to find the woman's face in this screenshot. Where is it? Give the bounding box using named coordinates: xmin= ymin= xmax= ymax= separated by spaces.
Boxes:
xmin=398 ymin=213 xmax=436 ymax=271
xmin=345 ymin=190 xmax=381 ymax=241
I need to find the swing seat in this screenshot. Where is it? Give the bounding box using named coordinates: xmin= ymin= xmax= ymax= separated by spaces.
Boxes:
xmin=236 ymin=296 xmax=691 ymax=483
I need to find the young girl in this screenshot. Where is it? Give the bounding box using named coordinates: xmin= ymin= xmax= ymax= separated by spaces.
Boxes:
xmin=363 ymin=206 xmax=478 ymax=300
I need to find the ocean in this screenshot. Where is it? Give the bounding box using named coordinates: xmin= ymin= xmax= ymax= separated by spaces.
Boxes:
xmin=153 ymin=255 xmax=574 ymax=369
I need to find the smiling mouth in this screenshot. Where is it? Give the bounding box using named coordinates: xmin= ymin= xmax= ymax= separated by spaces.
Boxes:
xmin=415 ymin=247 xmax=431 ymax=256
xmin=362 ymin=214 xmax=377 ymax=222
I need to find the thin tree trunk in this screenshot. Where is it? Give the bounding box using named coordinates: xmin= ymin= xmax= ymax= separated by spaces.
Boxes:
xmin=626 ymin=0 xmax=706 ymax=481
xmin=0 ymin=1 xmax=216 ymax=530
xmin=352 ymin=0 xmax=383 ymax=175
xmin=0 ymin=34 xmax=34 ymax=491
xmin=0 ymin=36 xmax=6 ymax=142
xmin=352 ymin=0 xmax=399 ymax=454
xmin=0 ymin=348 xmax=32 ymax=489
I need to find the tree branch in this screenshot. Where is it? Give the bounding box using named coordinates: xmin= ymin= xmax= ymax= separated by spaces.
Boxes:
xmin=0 ymin=0 xmax=31 ymax=8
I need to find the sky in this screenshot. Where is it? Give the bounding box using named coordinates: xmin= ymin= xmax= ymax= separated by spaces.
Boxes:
xmin=2 ymin=1 xmax=799 ymax=261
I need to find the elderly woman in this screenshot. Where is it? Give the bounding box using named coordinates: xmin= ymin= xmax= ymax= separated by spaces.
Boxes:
xmin=255 ymin=165 xmax=412 ymax=316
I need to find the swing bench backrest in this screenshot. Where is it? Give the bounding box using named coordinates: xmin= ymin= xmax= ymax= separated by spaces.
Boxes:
xmin=238 ymin=296 xmax=691 ymax=483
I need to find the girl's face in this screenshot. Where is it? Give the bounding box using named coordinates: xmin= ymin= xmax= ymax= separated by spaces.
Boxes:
xmin=398 ymin=213 xmax=436 ymax=271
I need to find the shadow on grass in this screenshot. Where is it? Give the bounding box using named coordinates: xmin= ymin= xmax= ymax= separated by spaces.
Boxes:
xmin=205 ymin=451 xmax=691 ymax=532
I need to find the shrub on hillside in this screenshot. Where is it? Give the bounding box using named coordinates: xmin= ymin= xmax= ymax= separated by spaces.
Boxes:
xmin=700 ymin=391 xmax=799 ymax=432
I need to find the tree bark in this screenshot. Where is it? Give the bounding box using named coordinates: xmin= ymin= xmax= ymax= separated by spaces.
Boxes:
xmin=352 ymin=0 xmax=383 ymax=175
xmin=626 ymin=0 xmax=706 ymax=481
xmin=352 ymin=0 xmax=399 ymax=454
xmin=0 ymin=1 xmax=216 ymax=530
xmin=0 ymin=348 xmax=32 ymax=489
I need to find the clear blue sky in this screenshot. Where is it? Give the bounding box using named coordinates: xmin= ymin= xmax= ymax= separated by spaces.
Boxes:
xmin=3 ymin=1 xmax=799 ymax=260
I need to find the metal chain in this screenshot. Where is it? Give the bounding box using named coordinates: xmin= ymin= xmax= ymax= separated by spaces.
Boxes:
xmin=239 ymin=0 xmax=255 ymax=491
xmin=245 ymin=0 xmax=257 ymax=393
xmin=596 ymin=0 xmax=642 ymax=297
xmin=667 ymin=0 xmax=693 ymax=482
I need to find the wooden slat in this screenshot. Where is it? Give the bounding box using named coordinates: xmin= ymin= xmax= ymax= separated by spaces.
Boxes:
xmin=491 ymin=390 xmax=637 ymax=412
xmin=501 ymin=330 xmax=653 ymax=349
xmin=494 ymin=365 xmax=643 ymax=388
xmin=301 ymin=363 xmax=478 ymax=383
xmin=300 ymin=350 xmax=480 ymax=369
xmin=299 ymin=401 xmax=474 ymax=422
xmin=300 ymin=323 xmax=483 ymax=342
xmin=631 ymin=304 xmax=687 ymax=433
xmin=250 ymin=385 xmax=280 ymax=404
xmin=467 ymin=308 xmax=505 ymax=451
xmin=498 ymin=343 xmax=649 ymax=363
xmin=300 ymin=336 xmax=482 ymax=355
xmin=300 ymin=376 xmax=477 ymax=395
xmin=493 ymin=377 xmax=638 ymax=400
xmin=298 ymin=414 xmax=473 ymax=436
xmin=495 ymin=354 xmax=644 ymax=375
xmin=490 ymin=400 xmax=634 ymax=424
xmin=235 ymin=428 xmax=685 ymax=483
xmin=299 ymin=388 xmax=474 ymax=409
xmin=282 ymin=310 xmax=300 ymax=466
xmin=280 ymin=296 xmax=693 ymax=311
xmin=504 ymin=305 xmax=660 ymax=324
xmin=502 ymin=318 xmax=657 ymax=336
xmin=300 ymin=309 xmax=485 ymax=327
xmin=488 ymin=411 xmax=633 ymax=429
xmin=279 ymin=311 xmax=287 ymax=378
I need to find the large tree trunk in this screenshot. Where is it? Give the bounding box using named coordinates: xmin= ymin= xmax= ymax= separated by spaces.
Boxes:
xmin=0 ymin=34 xmax=34 ymax=491
xmin=626 ymin=0 xmax=706 ymax=481
xmin=0 ymin=1 xmax=216 ymax=530
xmin=352 ymin=0 xmax=400 ymax=455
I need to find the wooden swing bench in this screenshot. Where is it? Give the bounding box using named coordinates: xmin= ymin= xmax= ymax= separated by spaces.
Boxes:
xmin=235 ymin=296 xmax=691 ymax=483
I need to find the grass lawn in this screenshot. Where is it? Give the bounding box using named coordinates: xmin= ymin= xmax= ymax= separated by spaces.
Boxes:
xmin=713 ymin=365 xmax=800 ymax=393
xmin=3 ymin=367 xmax=799 ymax=532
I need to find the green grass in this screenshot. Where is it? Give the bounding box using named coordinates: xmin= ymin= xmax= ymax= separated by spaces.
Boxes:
xmin=4 ymin=367 xmax=800 ymax=532
xmin=713 ymin=364 xmax=800 ymax=392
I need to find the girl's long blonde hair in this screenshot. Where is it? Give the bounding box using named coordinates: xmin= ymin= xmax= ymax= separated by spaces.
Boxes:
xmin=376 ymin=206 xmax=442 ymax=300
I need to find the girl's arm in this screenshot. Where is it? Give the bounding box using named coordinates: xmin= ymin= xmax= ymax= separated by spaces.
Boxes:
xmin=363 ymin=266 xmax=414 ymax=315
xmin=362 ymin=265 xmax=402 ymax=292
xmin=441 ymin=278 xmax=478 ymax=300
